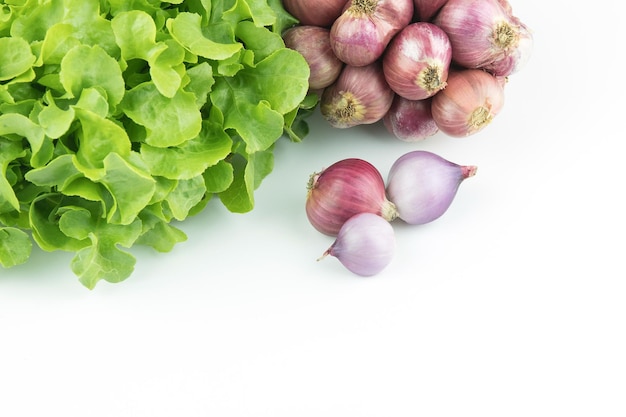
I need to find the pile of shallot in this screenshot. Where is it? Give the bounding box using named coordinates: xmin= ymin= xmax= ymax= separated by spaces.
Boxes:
xmin=282 ymin=0 xmax=532 ymax=140
xmin=308 ymin=151 xmax=476 ymax=276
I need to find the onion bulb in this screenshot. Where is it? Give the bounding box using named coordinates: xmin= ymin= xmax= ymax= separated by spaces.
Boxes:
xmin=306 ymin=158 xmax=398 ymax=236
xmin=330 ymin=0 xmax=414 ymax=67
xmin=318 ymin=212 xmax=396 ymax=276
xmin=282 ymin=0 xmax=347 ymax=27
xmin=283 ymin=26 xmax=344 ymax=90
xmin=431 ymin=69 xmax=504 ymax=137
xmin=386 ymin=150 xmax=477 ymax=225
xmin=320 ymin=62 xmax=395 ymax=128
xmin=433 ymin=0 xmax=533 ymax=77
xmin=382 ymin=22 xmax=452 ymax=100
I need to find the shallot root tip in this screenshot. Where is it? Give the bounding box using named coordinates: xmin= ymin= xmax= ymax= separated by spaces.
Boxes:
xmin=463 ymin=165 xmax=478 ymax=178
xmin=317 ymin=249 xmax=331 ymax=262
xmin=307 ymin=171 xmax=321 ymax=191
xmin=381 ymin=200 xmax=399 ymax=222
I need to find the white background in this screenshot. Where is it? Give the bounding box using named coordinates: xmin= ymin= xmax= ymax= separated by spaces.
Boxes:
xmin=1 ymin=2 xmax=625 ymax=416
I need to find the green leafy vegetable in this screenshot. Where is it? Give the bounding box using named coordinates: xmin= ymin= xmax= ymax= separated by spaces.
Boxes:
xmin=0 ymin=227 xmax=32 ymax=267
xmin=0 ymin=0 xmax=315 ymax=288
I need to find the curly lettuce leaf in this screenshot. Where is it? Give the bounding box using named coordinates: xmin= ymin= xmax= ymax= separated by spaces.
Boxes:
xmin=218 ymin=147 xmax=273 ymax=213
xmin=211 ymin=47 xmax=309 ymax=153
xmin=167 ymin=12 xmax=242 ymax=61
xmin=135 ymin=205 xmax=188 ymax=253
xmin=59 ymin=44 xmax=126 ymax=110
xmin=0 ymin=37 xmax=37 ymax=81
xmin=59 ymin=205 xmax=142 ymax=289
xmin=0 ymin=138 xmax=27 ymax=213
xmin=140 ymin=119 xmax=232 ymax=180
xmin=121 ymin=81 xmax=203 ymax=147
xmin=0 ymin=227 xmax=32 ymax=268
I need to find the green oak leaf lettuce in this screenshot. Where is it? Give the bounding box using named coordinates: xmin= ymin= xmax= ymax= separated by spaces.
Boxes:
xmin=0 ymin=227 xmax=32 ymax=268
xmin=0 ymin=0 xmax=315 ymax=288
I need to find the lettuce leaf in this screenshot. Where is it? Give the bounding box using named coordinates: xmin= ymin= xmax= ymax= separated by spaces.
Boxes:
xmin=0 ymin=0 xmax=314 ymax=288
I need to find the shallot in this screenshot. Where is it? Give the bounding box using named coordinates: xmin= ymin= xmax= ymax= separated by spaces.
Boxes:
xmin=431 ymin=68 xmax=505 ymax=137
xmin=382 ymin=22 xmax=452 ymax=100
xmin=433 ymin=0 xmax=533 ymax=77
xmin=330 ymin=0 xmax=414 ymax=67
xmin=306 ymin=158 xmax=398 ymax=236
xmin=318 ymin=212 xmax=396 ymax=276
xmin=282 ymin=0 xmax=347 ymax=27
xmin=320 ymin=62 xmax=395 ymax=128
xmin=386 ymin=150 xmax=477 ymax=225
xmin=283 ymin=25 xmax=344 ymax=90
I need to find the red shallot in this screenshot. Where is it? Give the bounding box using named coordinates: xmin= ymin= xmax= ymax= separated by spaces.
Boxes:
xmin=382 ymin=22 xmax=452 ymax=100
xmin=317 ymin=212 xmax=396 ymax=276
xmin=433 ymin=0 xmax=533 ymax=76
xmin=283 ymin=25 xmax=344 ymax=90
xmin=386 ymin=150 xmax=477 ymax=225
xmin=431 ymin=69 xmax=505 ymax=137
xmin=282 ymin=0 xmax=347 ymax=27
xmin=306 ymin=158 xmax=398 ymax=236
xmin=320 ymin=62 xmax=395 ymax=128
xmin=330 ymin=0 xmax=414 ymax=67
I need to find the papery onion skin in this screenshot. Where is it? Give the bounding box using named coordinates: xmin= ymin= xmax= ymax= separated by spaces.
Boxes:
xmin=306 ymin=158 xmax=398 ymax=236
xmin=282 ymin=0 xmax=347 ymax=27
xmin=320 ymin=62 xmax=395 ymax=128
xmin=283 ymin=26 xmax=344 ymax=90
xmin=383 ymin=95 xmax=438 ymax=142
xmin=318 ymin=212 xmax=396 ymax=276
xmin=386 ymin=150 xmax=477 ymax=225
xmin=382 ymin=22 xmax=452 ymax=100
xmin=330 ymin=0 xmax=414 ymax=67
xmin=482 ymin=19 xmax=533 ymax=77
xmin=495 ymin=0 xmax=512 ymax=14
xmin=433 ymin=0 xmax=532 ymax=77
xmin=431 ymin=69 xmax=504 ymax=137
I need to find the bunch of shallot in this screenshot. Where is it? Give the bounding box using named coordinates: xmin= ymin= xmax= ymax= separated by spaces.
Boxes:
xmin=307 ymin=151 xmax=476 ymax=276
xmin=282 ymin=0 xmax=532 ymax=140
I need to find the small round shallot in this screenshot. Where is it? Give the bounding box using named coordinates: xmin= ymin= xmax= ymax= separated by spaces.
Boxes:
xmin=283 ymin=25 xmax=344 ymax=90
xmin=320 ymin=61 xmax=395 ymax=129
xmin=317 ymin=212 xmax=396 ymax=277
xmin=330 ymin=0 xmax=414 ymax=67
xmin=433 ymin=0 xmax=533 ymax=77
xmin=431 ymin=69 xmax=505 ymax=137
xmin=282 ymin=0 xmax=347 ymax=27
xmin=382 ymin=22 xmax=452 ymax=100
xmin=306 ymin=158 xmax=398 ymax=236
xmin=386 ymin=150 xmax=477 ymax=225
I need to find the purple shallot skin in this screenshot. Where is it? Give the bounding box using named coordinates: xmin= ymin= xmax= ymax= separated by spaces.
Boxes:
xmin=433 ymin=0 xmax=532 ymax=77
xmin=318 ymin=212 xmax=396 ymax=276
xmin=283 ymin=25 xmax=344 ymax=90
xmin=330 ymin=0 xmax=414 ymax=67
xmin=383 ymin=95 xmax=438 ymax=142
xmin=386 ymin=151 xmax=477 ymax=225
xmin=282 ymin=0 xmax=346 ymax=27
xmin=383 ymin=22 xmax=452 ymax=100
xmin=320 ymin=62 xmax=395 ymax=128
xmin=306 ymin=158 xmax=398 ymax=236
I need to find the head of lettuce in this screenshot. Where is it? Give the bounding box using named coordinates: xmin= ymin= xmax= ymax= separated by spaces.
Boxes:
xmin=0 ymin=0 xmax=314 ymax=289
